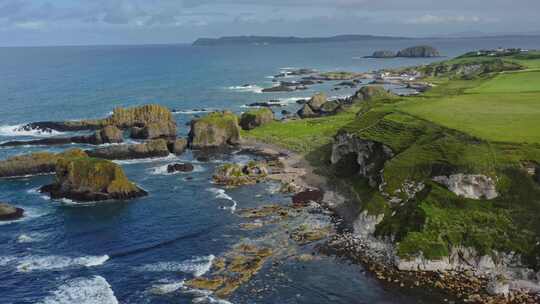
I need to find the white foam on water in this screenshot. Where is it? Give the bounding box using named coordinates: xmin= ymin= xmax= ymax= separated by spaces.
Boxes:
xmin=16 ymin=254 xmax=109 ymax=272
xmin=0 ymin=256 xmax=17 ymax=266
xmin=207 ymin=188 xmax=237 ymax=213
xmin=173 ymin=109 xmax=214 ymax=115
xmin=227 ymin=85 xmax=263 ymax=94
xmin=0 ymin=207 xmax=48 ymax=226
xmin=149 ymin=164 xmax=205 ymax=176
xmin=40 ymin=276 xmax=118 ymax=304
xmin=135 ymin=255 xmax=215 ymax=277
xmin=0 ymin=124 xmax=64 ymax=137
xmin=17 ymin=232 xmax=47 ymax=243
xmin=113 ymin=154 xmax=178 ymax=165
xmin=149 ymin=280 xmax=185 ymax=295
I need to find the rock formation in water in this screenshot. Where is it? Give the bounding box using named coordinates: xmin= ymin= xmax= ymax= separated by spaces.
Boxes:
xmin=188 ymin=111 xmax=241 ymax=149
xmin=297 ymin=93 xmax=345 ymax=118
xmin=40 ymin=156 xmax=147 ymax=202
xmin=86 ymin=139 xmax=170 ymax=160
xmin=213 ymin=161 xmax=268 ymax=187
xmin=0 ymin=202 xmax=25 ymax=221
xmin=239 ymin=108 xmax=274 ymax=130
xmin=397 ymin=45 xmax=440 ymax=58
xmin=0 ymin=149 xmax=88 ymax=178
xmin=167 ymin=163 xmax=194 ymax=173
xmin=366 ymin=50 xmax=397 ymax=58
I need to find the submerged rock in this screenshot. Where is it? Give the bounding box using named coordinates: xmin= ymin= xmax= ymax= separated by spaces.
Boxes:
xmin=433 ymin=174 xmax=499 ymax=200
xmin=239 ymin=108 xmax=274 ymax=130
xmin=292 ymin=189 xmax=323 ymax=206
xmin=0 ymin=149 xmax=88 ymax=178
xmin=40 ymin=157 xmax=147 ymax=202
xmin=86 ymin=139 xmax=170 ymax=160
xmin=189 ymin=111 xmax=241 ymax=149
xmin=0 ymin=203 xmax=24 ymax=221
xmin=167 ymin=163 xmax=194 ymax=173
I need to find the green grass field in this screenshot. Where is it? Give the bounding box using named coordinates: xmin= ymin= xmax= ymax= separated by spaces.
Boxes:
xmin=399 ymin=70 xmax=540 ymax=144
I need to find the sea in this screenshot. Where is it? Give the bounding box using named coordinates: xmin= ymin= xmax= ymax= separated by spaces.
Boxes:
xmin=1 ymin=36 xmax=540 ymax=304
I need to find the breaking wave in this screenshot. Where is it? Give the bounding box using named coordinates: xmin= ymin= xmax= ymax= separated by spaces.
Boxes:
xmin=134 ymin=254 xmax=215 ymax=277
xmin=40 ymin=276 xmax=118 ymax=304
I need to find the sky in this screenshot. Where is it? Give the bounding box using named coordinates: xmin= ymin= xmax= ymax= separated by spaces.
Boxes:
xmin=0 ymin=0 xmax=539 ymax=46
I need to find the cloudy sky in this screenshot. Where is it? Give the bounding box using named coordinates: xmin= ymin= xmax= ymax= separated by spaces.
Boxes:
xmin=1 ymin=0 xmax=539 ymax=46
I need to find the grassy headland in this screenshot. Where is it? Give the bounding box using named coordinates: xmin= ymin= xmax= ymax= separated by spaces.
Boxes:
xmin=243 ymin=51 xmax=540 ymax=269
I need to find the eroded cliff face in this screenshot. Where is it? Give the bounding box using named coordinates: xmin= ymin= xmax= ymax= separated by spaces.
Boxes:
xmin=331 ymin=132 xmax=394 ymax=187
xmin=433 ymin=174 xmax=499 ymax=200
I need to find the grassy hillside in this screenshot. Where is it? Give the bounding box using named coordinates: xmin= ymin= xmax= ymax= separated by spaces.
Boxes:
xmin=243 ymin=52 xmax=540 ymax=268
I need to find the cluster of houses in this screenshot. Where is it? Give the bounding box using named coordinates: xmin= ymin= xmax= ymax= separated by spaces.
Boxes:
xmin=474 ymin=47 xmax=529 ymax=57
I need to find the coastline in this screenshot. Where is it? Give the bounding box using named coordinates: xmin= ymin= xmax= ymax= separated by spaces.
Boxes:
xmin=238 ymin=136 xmax=540 ymax=304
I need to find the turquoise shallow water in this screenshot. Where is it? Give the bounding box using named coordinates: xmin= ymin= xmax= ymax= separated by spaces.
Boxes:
xmin=1 ymin=37 xmax=540 ymax=304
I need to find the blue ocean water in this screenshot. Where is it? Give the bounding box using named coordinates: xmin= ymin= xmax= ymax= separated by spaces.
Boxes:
xmin=1 ymin=36 xmax=540 ymax=304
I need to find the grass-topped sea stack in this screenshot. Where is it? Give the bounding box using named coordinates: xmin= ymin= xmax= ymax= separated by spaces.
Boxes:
xmin=189 ymin=111 xmax=241 ymax=149
xmin=40 ymin=156 xmax=147 ymax=202
xmin=239 ymin=108 xmax=274 ymax=130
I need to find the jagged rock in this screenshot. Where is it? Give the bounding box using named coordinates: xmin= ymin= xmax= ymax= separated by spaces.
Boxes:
xmin=87 ymin=139 xmax=170 ymax=160
xmin=397 ymin=45 xmax=440 ymax=58
xmin=262 ymin=84 xmax=294 ymax=92
xmin=319 ymin=100 xmax=343 ymax=115
xmin=331 ymin=133 xmax=394 ymax=187
xmin=239 ymin=108 xmax=274 ymax=130
xmin=19 ymin=104 xmax=175 ymax=133
xmin=0 ymin=149 xmax=88 ymax=178
xmin=432 ymin=174 xmax=498 ymax=200
xmin=297 ymin=104 xmax=319 ymax=119
xmin=0 ymin=203 xmax=24 ymax=221
xmin=0 ymin=126 xmax=124 ymax=147
xmin=212 ymin=161 xmax=268 ymax=187
xmin=348 ymin=86 xmax=396 ymax=104
xmin=353 ymin=210 xmax=385 ymax=236
xmin=167 ymin=163 xmax=194 ymax=173
xmin=366 ymin=50 xmax=397 ymax=58
xmin=40 ymin=157 xmax=147 ymax=202
xmin=292 ymin=189 xmax=323 ymax=206
xmin=130 ymin=121 xmax=176 ymax=140
xmin=167 ymin=138 xmax=188 ymax=155
xmin=307 ymin=93 xmax=327 ymax=111
xmin=189 ymin=111 xmax=241 ymax=149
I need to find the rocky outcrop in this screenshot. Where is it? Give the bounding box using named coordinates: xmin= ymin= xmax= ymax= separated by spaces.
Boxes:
xmin=167 ymin=163 xmax=194 ymax=173
xmin=239 ymin=108 xmax=274 ymax=130
xmin=0 ymin=126 xmax=124 ymax=147
xmin=0 ymin=149 xmax=88 ymax=178
xmin=86 ymin=139 xmax=170 ymax=160
xmin=292 ymin=189 xmax=324 ymax=206
xmin=40 ymin=157 xmax=147 ymax=202
xmin=212 ymin=162 xmax=268 ymax=187
xmin=167 ymin=138 xmax=188 ymax=155
xmin=297 ymin=93 xmax=344 ymax=118
xmin=331 ymin=133 xmax=394 ymax=187
xmin=353 ymin=210 xmax=385 ymax=237
xmin=297 ymin=104 xmax=318 ymax=119
xmin=366 ymin=50 xmax=397 ymax=58
xmin=0 ymin=203 xmax=24 ymax=221
xmin=19 ymin=104 xmax=177 ymax=138
xmin=129 ymin=121 xmax=176 ymax=140
xmin=262 ymin=84 xmax=294 ymax=92
xmin=397 ymin=45 xmax=440 ymax=58
xmin=421 ymin=59 xmax=522 ymax=79
xmin=433 ymin=174 xmax=498 ymax=200
xmin=347 ymin=86 xmax=396 ymax=104
xmin=395 ymin=247 xmax=501 ymax=272
xmin=189 ymin=111 xmax=241 ymax=149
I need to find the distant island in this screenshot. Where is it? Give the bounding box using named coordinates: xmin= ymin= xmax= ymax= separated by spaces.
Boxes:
xmin=192 ymin=35 xmax=411 ymax=46
xmin=365 ymin=45 xmax=441 ymax=58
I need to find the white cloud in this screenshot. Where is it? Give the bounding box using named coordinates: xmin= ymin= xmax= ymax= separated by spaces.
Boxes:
xmin=405 ymin=14 xmax=497 ymax=25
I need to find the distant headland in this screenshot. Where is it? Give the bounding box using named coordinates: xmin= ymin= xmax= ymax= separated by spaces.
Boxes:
xmin=192 ymin=35 xmax=411 ymax=46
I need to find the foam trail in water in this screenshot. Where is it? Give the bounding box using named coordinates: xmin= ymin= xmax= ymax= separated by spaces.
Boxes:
xmin=16 ymin=254 xmax=109 ymax=272
xmin=135 ymin=255 xmax=215 ymax=277
xmin=113 ymin=154 xmax=178 ymax=165
xmin=149 ymin=281 xmax=185 ymax=295
xmin=17 ymin=232 xmax=47 ymax=243
xmin=0 ymin=207 xmax=48 ymax=226
xmin=207 ymin=188 xmax=237 ymax=212
xmin=227 ymin=85 xmax=263 ymax=94
xmin=40 ymin=276 xmax=118 ymax=304
xmin=0 ymin=124 xmax=63 ymax=137
xmin=149 ymin=164 xmax=205 ymax=176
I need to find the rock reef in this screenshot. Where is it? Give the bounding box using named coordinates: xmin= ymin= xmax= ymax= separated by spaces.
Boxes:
xmin=0 ymin=202 xmax=24 ymax=221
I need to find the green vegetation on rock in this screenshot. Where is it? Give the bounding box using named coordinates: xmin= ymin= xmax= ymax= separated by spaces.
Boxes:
xmin=189 ymin=111 xmax=242 ymax=148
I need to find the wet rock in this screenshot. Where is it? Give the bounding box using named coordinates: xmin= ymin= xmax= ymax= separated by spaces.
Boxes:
xmin=290 ymin=225 xmax=331 ymax=245
xmin=0 ymin=149 xmax=88 ymax=178
xmin=262 ymin=84 xmax=294 ymax=92
xmin=40 ymin=157 xmax=147 ymax=202
xmin=239 ymin=108 xmax=274 ymax=130
xmin=0 ymin=126 xmax=124 ymax=147
xmin=292 ymin=189 xmax=323 ymax=206
xmin=167 ymin=138 xmax=188 ymax=155
xmin=189 ymin=111 xmax=241 ymax=149
xmin=433 ymin=174 xmax=498 ymax=200
xmin=0 ymin=202 xmax=24 ymax=221
xmin=167 ymin=163 xmax=194 ymax=173
xmin=212 ymin=161 xmax=268 ymax=187
xmin=87 ymin=139 xmax=170 ymax=160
